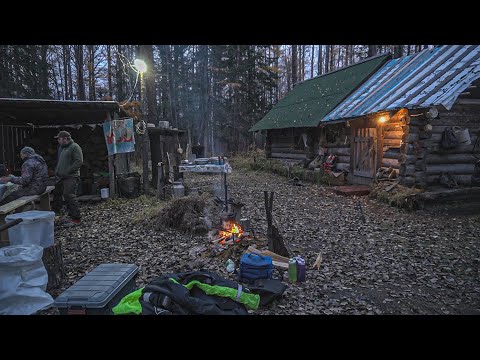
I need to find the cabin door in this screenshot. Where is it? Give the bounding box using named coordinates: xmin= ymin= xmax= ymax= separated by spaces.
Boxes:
xmin=353 ymin=127 xmax=377 ymax=178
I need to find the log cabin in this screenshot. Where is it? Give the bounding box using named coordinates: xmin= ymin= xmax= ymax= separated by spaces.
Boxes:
xmin=249 ymin=54 xmax=390 ymax=164
xmin=323 ymin=45 xmax=480 ymax=189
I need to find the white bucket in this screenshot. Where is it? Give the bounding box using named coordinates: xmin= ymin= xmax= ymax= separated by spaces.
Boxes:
xmin=100 ymin=188 xmax=109 ymax=199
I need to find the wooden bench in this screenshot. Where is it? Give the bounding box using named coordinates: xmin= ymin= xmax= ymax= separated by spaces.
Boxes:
xmin=0 ymin=185 xmax=55 ymax=244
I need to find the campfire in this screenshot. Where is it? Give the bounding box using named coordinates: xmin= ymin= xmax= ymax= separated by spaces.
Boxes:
xmin=210 ymin=218 xmax=252 ymax=246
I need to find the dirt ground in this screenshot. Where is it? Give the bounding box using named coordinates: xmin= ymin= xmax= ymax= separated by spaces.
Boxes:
xmin=47 ymin=168 xmax=480 ymax=315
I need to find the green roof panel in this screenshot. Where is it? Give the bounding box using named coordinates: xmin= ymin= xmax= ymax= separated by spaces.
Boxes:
xmin=249 ymin=54 xmax=389 ymax=132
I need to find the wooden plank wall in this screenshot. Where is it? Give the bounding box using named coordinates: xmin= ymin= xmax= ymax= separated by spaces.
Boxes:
xmin=0 ymin=125 xmax=32 ymax=173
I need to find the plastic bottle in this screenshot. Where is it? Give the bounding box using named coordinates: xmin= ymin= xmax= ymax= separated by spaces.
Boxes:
xmin=288 ymin=258 xmax=297 ymax=283
xmin=296 ymin=256 xmax=306 ymax=282
xmin=226 ymin=259 xmax=235 ymax=273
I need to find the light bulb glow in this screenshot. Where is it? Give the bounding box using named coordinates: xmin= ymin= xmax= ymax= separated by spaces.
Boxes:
xmin=134 ymin=59 xmax=147 ymax=73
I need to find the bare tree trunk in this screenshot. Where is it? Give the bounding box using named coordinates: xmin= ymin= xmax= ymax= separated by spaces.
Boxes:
xmin=107 ymin=45 xmax=113 ymax=98
xmin=62 ymin=45 xmax=70 ymax=99
xmin=301 ymin=45 xmax=305 ymax=81
xmin=139 ymin=45 xmax=152 ymax=194
xmin=75 ymin=45 xmax=86 ymax=100
xmin=88 ymin=45 xmax=96 ymax=100
xmin=330 ymin=45 xmax=336 ymax=71
xmin=317 ymin=45 xmax=323 ymax=75
xmin=310 ymin=45 xmax=315 ymax=78
xmin=285 ymin=46 xmax=291 ymax=92
xmin=66 ymin=46 xmax=73 ymax=100
xmin=324 ymin=45 xmax=330 ymax=73
xmin=198 ymin=45 xmax=209 ymax=154
xmin=54 ymin=57 xmax=63 ymax=99
xmin=292 ymin=45 xmax=298 ymax=87
xmin=393 ymin=45 xmax=403 ymax=59
xmin=115 ymin=45 xmax=125 ymax=101
xmin=232 ymin=45 xmax=241 ymax=152
xmin=40 ymin=45 xmax=49 ymax=98
xmin=274 ymin=45 xmax=280 ymax=102
xmin=165 ymin=45 xmax=178 ymax=127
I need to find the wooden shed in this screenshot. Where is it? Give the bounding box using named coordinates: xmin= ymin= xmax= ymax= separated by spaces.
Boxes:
xmin=0 ymin=98 xmax=130 ymax=196
xmin=323 ymin=45 xmax=480 ymax=189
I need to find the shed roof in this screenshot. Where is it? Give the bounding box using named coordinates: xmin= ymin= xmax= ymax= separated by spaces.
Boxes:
xmin=324 ymin=45 xmax=480 ymax=122
xmin=249 ymin=54 xmax=389 ymax=132
xmin=0 ymin=98 xmax=128 ymax=126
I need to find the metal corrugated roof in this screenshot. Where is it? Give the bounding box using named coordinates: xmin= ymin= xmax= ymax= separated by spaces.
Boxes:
xmin=323 ymin=45 xmax=480 ymax=122
xmin=249 ymin=54 xmax=389 ymax=132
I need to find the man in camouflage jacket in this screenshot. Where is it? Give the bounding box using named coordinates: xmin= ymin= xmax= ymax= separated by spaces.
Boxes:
xmin=0 ymin=146 xmax=49 ymax=205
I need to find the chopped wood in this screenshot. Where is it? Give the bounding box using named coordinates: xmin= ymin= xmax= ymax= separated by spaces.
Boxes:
xmin=246 ymin=246 xmax=289 ymax=263
xmin=385 ymin=180 xmax=400 ymax=192
xmin=312 ymin=252 xmax=323 ymax=270
xmin=246 ymin=246 xmax=289 ymax=269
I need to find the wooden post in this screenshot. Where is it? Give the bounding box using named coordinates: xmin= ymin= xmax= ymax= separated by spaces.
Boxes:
xmin=105 ymin=112 xmax=116 ymax=198
xmin=157 ymin=162 xmax=164 ymax=199
xmin=264 ymin=191 xmax=273 ymax=239
xmin=141 ymin=72 xmax=150 ymax=194
xmin=264 ymin=191 xmax=292 ymax=257
xmin=108 ymin=155 xmax=115 ymax=198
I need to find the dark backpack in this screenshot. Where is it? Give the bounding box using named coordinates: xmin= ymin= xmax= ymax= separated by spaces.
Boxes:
xmin=140 ymin=270 xmax=251 ymax=315
xmin=441 ymin=127 xmax=459 ymax=149
xmin=246 ymin=279 xmax=287 ymax=306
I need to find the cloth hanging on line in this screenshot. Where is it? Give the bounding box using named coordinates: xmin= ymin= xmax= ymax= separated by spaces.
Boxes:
xmin=103 ymin=118 xmax=135 ymax=155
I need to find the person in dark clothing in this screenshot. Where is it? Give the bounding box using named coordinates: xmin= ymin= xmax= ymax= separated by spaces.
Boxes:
xmin=0 ymin=147 xmax=49 ymax=205
xmin=52 ymin=130 xmax=83 ymax=226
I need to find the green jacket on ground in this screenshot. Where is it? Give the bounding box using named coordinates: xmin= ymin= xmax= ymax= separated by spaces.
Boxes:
xmin=55 ymin=140 xmax=83 ymax=178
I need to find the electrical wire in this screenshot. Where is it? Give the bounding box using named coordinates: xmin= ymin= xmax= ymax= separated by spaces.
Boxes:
xmin=125 ymin=70 xmax=140 ymax=103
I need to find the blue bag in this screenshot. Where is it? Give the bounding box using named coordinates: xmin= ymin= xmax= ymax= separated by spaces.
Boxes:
xmin=238 ymin=253 xmax=273 ymax=283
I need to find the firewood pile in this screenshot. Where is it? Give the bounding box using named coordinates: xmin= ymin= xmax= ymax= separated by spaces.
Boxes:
xmin=375 ymin=166 xmax=398 ymax=181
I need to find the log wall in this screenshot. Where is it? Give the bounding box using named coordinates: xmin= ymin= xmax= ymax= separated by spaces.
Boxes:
xmin=381 ymin=120 xmax=403 ymax=170
xmin=424 ymin=104 xmax=480 ymax=187
xmin=320 ymin=124 xmax=351 ymax=173
xmin=267 ymin=127 xmax=321 ymax=161
xmin=398 ymin=104 xmax=480 ymax=189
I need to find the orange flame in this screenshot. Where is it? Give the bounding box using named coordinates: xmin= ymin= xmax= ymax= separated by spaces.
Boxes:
xmin=219 ymin=221 xmax=243 ymax=238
